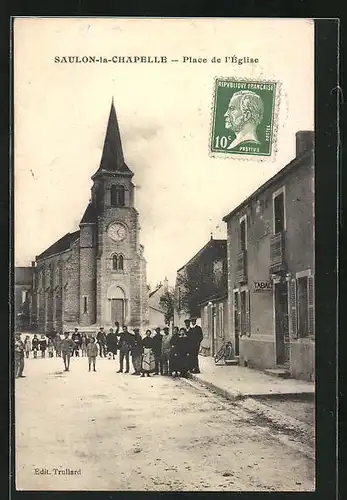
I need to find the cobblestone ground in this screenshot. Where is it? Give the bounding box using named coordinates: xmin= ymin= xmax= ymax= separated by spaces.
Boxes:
xmin=15 ymin=355 xmax=315 ymax=491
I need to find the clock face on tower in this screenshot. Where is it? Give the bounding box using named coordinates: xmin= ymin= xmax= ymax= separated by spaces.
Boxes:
xmin=107 ymin=222 xmax=127 ymax=242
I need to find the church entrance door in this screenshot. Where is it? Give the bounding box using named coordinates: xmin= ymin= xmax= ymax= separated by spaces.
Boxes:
xmin=111 ymin=299 xmax=124 ymax=325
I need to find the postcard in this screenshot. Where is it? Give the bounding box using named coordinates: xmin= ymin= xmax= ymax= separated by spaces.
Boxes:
xmin=13 ymin=17 xmax=315 ymax=492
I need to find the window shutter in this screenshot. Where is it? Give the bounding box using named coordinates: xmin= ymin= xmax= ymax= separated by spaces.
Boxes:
xmin=307 ymin=275 xmax=315 ymax=337
xmin=246 ymin=290 xmax=251 ymax=337
xmin=288 ymin=278 xmax=298 ymax=339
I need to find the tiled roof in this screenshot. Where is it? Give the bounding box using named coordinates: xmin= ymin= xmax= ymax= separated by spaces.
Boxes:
xmin=36 ymin=230 xmax=80 ymax=260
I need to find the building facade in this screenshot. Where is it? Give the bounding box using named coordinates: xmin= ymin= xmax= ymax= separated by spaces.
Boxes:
xmin=223 ymin=131 xmax=315 ymax=381
xmin=174 ymin=237 xmax=228 ymax=346
xmin=14 ymin=264 xmax=37 ymax=331
xmin=34 ymin=101 xmax=149 ymax=333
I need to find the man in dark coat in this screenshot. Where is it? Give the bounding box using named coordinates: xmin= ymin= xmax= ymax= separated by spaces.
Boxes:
xmin=152 ymin=327 xmax=163 ymax=375
xmin=106 ymin=328 xmax=118 ymax=359
xmin=188 ymin=317 xmax=203 ymax=373
xmin=117 ymin=325 xmax=134 ymax=373
xmin=96 ymin=327 xmax=107 ymax=357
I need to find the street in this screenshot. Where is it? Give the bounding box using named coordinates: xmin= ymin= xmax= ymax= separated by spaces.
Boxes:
xmin=15 ymin=355 xmax=315 ymax=491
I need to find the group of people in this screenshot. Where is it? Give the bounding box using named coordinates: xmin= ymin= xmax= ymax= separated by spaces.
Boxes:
xmin=14 ymin=318 xmax=204 ymax=379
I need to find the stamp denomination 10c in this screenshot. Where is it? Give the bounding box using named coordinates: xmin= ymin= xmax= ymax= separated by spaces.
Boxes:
xmin=210 ymin=77 xmax=279 ymax=159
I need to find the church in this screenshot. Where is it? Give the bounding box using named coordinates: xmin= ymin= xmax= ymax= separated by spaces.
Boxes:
xmin=33 ymin=101 xmax=149 ymax=333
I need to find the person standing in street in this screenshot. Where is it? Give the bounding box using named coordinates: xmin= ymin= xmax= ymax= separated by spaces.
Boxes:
xmin=60 ymin=332 xmax=74 ymax=372
xmin=81 ymin=333 xmax=88 ymax=357
xmin=130 ymin=328 xmax=143 ymax=375
xmin=47 ymin=338 xmax=54 ymax=358
xmin=189 ymin=317 xmax=204 ymax=373
xmin=15 ymin=333 xmax=25 ymax=378
xmin=117 ymin=325 xmax=134 ymax=373
xmin=178 ymin=327 xmax=192 ymax=378
xmin=54 ymin=334 xmax=62 ymax=357
xmin=161 ymin=327 xmax=172 ymax=376
xmin=24 ymin=335 xmax=31 ymax=359
xmin=87 ymin=337 xmax=98 ymax=372
xmin=72 ymin=328 xmax=81 ymax=357
xmin=32 ymin=334 xmax=39 ymax=358
xmin=169 ymin=326 xmax=180 ymax=377
xmin=106 ymin=328 xmax=118 ymax=359
xmin=39 ymin=334 xmax=47 ymax=358
xmin=152 ymin=327 xmax=163 ymax=375
xmin=96 ymin=327 xmax=107 ymax=358
xmin=140 ymin=330 xmax=156 ymax=377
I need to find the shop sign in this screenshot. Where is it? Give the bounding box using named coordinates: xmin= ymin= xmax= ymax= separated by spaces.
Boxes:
xmin=253 ymin=280 xmax=272 ymax=292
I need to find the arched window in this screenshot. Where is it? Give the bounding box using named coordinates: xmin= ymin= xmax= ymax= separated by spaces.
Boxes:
xmin=111 ymin=185 xmax=125 ymax=207
xmin=112 ymin=254 xmax=118 ymax=270
xmin=118 ymin=255 xmax=124 ymax=270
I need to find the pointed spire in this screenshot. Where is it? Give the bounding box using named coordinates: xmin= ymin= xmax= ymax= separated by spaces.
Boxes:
xmin=92 ymin=100 xmax=133 ymax=178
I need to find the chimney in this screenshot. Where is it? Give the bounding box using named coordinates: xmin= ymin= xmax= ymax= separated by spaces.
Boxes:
xmin=31 ymin=261 xmax=36 ymax=267
xmin=163 ymin=277 xmax=168 ymax=292
xmin=296 ymin=131 xmax=314 ymax=157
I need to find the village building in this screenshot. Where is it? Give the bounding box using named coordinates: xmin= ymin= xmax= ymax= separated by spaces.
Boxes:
xmin=174 ymin=237 xmax=228 ymax=353
xmin=148 ymin=278 xmax=170 ymax=328
xmin=222 ymin=131 xmax=315 ymax=381
xmin=31 ymin=101 xmax=149 ymax=333
xmin=14 ymin=264 xmax=37 ymax=331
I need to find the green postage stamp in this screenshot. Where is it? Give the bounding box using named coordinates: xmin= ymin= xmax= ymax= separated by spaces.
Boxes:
xmin=210 ymin=77 xmax=280 ymax=160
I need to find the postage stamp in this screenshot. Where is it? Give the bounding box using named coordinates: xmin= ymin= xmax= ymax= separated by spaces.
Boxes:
xmin=210 ymin=77 xmax=279 ymax=159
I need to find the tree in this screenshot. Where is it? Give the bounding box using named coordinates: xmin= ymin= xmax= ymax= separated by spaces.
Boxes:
xmin=159 ymin=288 xmax=175 ymax=325
xmin=176 ymin=258 xmax=227 ymax=318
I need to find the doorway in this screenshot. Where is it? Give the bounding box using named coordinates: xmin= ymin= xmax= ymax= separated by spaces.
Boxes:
xmin=111 ymin=299 xmax=124 ymax=325
xmin=274 ymin=281 xmax=289 ymax=366
xmin=233 ymin=291 xmax=240 ymax=356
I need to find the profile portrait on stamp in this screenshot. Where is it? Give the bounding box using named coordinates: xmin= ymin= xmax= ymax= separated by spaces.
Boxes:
xmin=210 ymin=78 xmax=278 ymax=158
xmin=224 ymin=90 xmax=264 ymax=149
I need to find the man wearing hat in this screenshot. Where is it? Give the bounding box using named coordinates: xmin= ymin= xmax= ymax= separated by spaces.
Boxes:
xmin=189 ymin=317 xmax=203 ymax=373
xmin=152 ymin=327 xmax=163 ymax=375
xmin=130 ymin=328 xmax=143 ymax=375
xmin=161 ymin=326 xmax=172 ymax=376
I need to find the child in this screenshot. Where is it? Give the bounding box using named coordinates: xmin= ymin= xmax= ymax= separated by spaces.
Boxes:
xmin=39 ymin=334 xmax=47 ymax=358
xmin=32 ymin=334 xmax=39 ymax=358
xmin=47 ymin=339 xmax=54 ymax=358
xmin=87 ymin=337 xmax=98 ymax=372
xmin=24 ymin=335 xmax=31 ymax=359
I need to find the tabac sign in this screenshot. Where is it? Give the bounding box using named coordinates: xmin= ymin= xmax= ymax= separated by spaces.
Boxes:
xmin=253 ymin=280 xmax=272 ymax=292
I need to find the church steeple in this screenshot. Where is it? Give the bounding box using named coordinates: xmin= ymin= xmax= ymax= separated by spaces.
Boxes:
xmin=92 ymin=99 xmax=133 ymax=179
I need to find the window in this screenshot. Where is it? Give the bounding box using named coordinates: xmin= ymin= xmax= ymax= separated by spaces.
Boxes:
xmin=239 ymin=216 xmax=247 ymax=251
xmin=83 ymin=296 xmax=88 ymax=314
xmin=289 ymin=274 xmax=315 ymax=339
xmin=273 ymin=190 xmax=285 ymax=233
xmin=111 ymin=185 xmax=125 ymax=207
xmin=118 ymin=255 xmax=124 ymax=270
xmin=112 ymin=254 xmax=124 ymax=271
xmin=112 ymin=255 xmax=118 ymax=270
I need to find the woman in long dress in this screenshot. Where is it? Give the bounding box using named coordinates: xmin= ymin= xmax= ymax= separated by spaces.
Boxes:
xmin=177 ymin=327 xmax=192 ymax=378
xmin=140 ymin=330 xmax=156 ymax=377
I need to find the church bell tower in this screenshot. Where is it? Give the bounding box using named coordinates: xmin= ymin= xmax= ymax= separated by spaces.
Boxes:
xmin=79 ymin=100 xmax=149 ymax=328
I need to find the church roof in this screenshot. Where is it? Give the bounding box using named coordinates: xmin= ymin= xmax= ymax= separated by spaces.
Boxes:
xmin=36 ymin=230 xmax=80 ymax=260
xmin=92 ymin=99 xmax=133 ymax=179
xmin=80 ymin=201 xmax=97 ymax=224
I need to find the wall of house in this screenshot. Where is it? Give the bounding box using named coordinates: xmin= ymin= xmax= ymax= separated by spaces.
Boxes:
xmin=225 ymin=156 xmax=315 ymax=379
xmin=200 ymin=298 xmax=228 ymax=357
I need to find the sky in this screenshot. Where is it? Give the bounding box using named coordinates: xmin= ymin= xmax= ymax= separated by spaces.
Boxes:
xmin=14 ymin=18 xmax=314 ymax=288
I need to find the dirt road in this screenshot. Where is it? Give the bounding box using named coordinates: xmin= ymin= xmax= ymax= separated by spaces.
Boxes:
xmin=15 ymin=355 xmax=315 ymax=491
